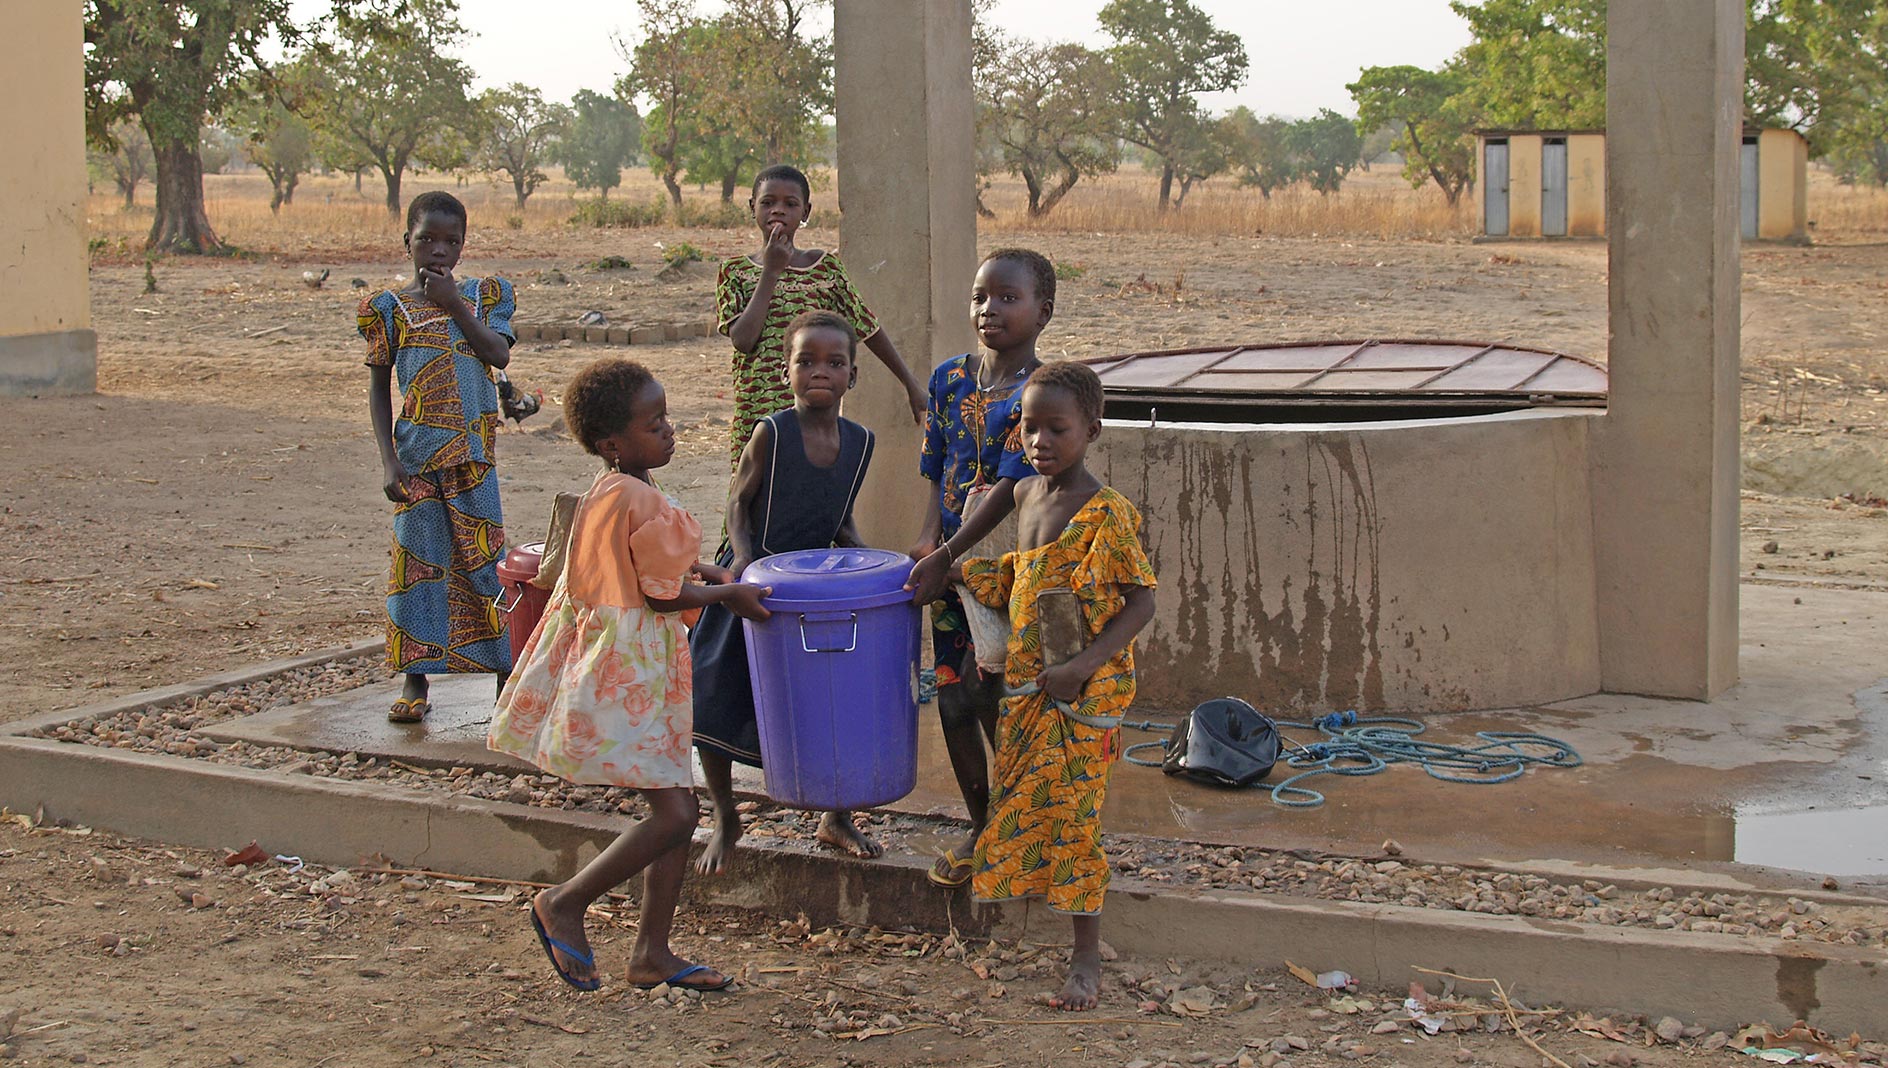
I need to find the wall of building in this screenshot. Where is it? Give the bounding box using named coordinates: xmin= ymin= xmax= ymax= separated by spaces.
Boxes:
xmin=1506 ymin=134 xmax=1544 ymax=238
xmin=1088 ymin=409 xmax=1602 ymax=714
xmin=0 ymin=4 xmax=95 ymax=395
xmin=1567 ymin=134 xmax=1607 ymax=236
xmin=1757 ymin=129 xmax=1807 ymax=241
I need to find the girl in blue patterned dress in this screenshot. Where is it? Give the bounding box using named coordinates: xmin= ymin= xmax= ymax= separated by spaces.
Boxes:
xmin=359 ymin=191 xmax=517 ymax=722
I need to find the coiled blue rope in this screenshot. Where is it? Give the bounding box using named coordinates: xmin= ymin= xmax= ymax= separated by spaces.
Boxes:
xmin=1121 ymin=710 xmax=1581 ymax=809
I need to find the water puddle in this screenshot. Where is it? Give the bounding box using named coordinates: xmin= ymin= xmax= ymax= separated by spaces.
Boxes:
xmin=1733 ymin=804 xmax=1888 ymax=876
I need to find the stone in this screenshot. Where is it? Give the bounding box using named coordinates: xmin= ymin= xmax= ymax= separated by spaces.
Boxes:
xmin=1654 ymin=1017 xmax=1685 ymax=1043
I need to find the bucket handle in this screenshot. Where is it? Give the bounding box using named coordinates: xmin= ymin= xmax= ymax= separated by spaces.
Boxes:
xmin=799 ymin=611 xmax=858 ymax=653
xmin=495 ymin=585 xmax=520 ymax=614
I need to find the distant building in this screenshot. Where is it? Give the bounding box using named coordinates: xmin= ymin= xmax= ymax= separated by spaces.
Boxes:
xmin=1475 ymin=127 xmax=1808 ymax=243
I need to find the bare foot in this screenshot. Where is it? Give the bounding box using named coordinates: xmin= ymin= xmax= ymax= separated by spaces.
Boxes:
xmin=532 ymin=889 xmax=597 ymax=987
xmin=1048 ymin=952 xmax=1101 ymax=1011
xmin=815 ymin=810 xmax=883 ymax=859
xmin=696 ymin=810 xmax=742 ymax=876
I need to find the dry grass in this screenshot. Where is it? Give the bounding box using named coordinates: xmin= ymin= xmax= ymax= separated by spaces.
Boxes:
xmin=1804 ymin=166 xmax=1888 ymax=240
xmin=981 ymin=167 xmax=1477 ymax=240
xmin=83 ymin=158 xmax=1888 ymax=259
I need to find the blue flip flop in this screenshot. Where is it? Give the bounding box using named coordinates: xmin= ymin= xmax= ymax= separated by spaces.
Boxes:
xmin=633 ymin=963 xmax=734 ymax=992
xmin=528 ymin=903 xmax=600 ymax=991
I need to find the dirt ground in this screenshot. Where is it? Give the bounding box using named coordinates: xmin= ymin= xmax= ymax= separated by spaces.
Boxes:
xmin=6 ymin=220 xmax=1888 ymax=1065
xmin=4 ymin=818 xmax=1865 ymax=1068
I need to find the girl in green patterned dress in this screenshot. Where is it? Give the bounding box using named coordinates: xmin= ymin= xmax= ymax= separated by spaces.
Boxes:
xmin=716 ymin=164 xmax=927 ymax=464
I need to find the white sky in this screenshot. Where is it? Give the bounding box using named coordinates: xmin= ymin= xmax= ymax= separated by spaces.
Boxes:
xmin=286 ymin=0 xmax=1471 ymax=120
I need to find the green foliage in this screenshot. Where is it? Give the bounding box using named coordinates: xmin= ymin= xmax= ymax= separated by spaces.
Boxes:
xmin=661 ymin=241 xmax=705 ymax=266
xmin=677 ymin=199 xmax=754 ymax=228
xmin=198 ymin=125 xmax=242 ymax=176
xmin=1285 ymin=109 xmax=1364 ymax=195
xmin=1349 ymin=64 xmax=1477 ymax=205
xmin=977 ymin=37 xmax=1120 ymax=217
xmin=84 ymin=0 xmax=299 ymax=251
xmin=298 ymin=0 xmax=479 ymax=216
xmin=1221 ymin=107 xmax=1297 ymax=198
xmin=624 ymin=0 xmax=830 ymax=213
xmin=1097 ymin=0 xmax=1249 ymax=210
xmin=1761 ymin=0 xmax=1888 ymax=185
xmin=477 ymin=83 xmax=570 ymax=208
xmin=224 ymin=68 xmax=314 ymax=213
xmin=86 ymin=118 xmax=154 ymax=208
xmin=1448 ymin=0 xmax=1607 ymax=130
xmin=1053 ymin=261 xmax=1087 ymax=281
xmin=559 ymin=89 xmax=641 ymax=200
xmin=568 ymin=197 xmax=668 ymax=228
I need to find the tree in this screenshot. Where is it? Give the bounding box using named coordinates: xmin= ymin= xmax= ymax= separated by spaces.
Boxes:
xmin=1223 ymin=108 xmax=1296 ymax=198
xmin=706 ymin=0 xmax=831 ymax=169
xmin=1349 ymin=64 xmax=1477 ymax=205
xmin=1763 ymin=0 xmax=1888 ymax=185
xmin=477 ymin=84 xmax=569 ymax=208
xmin=623 ymin=0 xmax=715 ymax=212
xmin=88 ymin=118 xmax=155 ymax=208
xmin=225 ymin=69 xmax=314 ymax=213
xmin=1097 ymin=0 xmax=1248 ymax=211
xmin=198 ymin=125 xmax=242 ymax=176
xmin=84 ymin=0 xmax=298 ymax=252
xmin=1286 ymin=109 xmax=1364 ymax=195
xmin=981 ymin=40 xmax=1120 ymax=217
xmin=1168 ymin=114 xmax=1239 ymax=208
xmin=559 ymin=89 xmax=640 ymax=200
xmin=299 ymin=0 xmax=479 ymax=215
xmin=1448 ymin=0 xmax=1606 ymax=130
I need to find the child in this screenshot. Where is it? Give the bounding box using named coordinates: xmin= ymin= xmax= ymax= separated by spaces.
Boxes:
xmin=488 ymin=358 xmax=771 ymax=993
xmin=902 ymin=248 xmax=1055 ymax=888
xmin=360 ymin=191 xmax=516 ymax=723
xmin=717 ymin=163 xmax=927 ymax=465
xmin=956 ymin=361 xmax=1156 ymax=1012
xmin=693 ymin=310 xmax=881 ymax=874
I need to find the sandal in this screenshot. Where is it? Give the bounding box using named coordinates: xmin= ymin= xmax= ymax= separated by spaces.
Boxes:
xmin=926 ymin=846 xmax=974 ymax=888
xmin=388 ymin=697 xmax=430 ymax=723
xmin=633 ymin=962 xmax=734 ymax=993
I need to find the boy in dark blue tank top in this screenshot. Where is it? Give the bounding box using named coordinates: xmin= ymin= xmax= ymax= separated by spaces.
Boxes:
xmin=692 ymin=310 xmax=879 ymax=874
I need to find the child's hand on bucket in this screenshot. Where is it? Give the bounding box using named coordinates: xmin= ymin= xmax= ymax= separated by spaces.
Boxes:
xmin=904 ymin=547 xmax=950 ymax=605
xmin=724 ymin=583 xmax=773 ymax=622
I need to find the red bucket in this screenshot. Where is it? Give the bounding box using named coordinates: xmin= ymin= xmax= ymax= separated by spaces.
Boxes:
xmin=495 ymin=541 xmax=551 ymax=666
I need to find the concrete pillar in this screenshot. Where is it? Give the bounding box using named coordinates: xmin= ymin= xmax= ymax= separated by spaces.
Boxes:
xmin=1593 ymin=0 xmax=1743 ymax=697
xmin=833 ymin=0 xmax=977 ymax=549
xmin=0 ymin=4 xmax=96 ymax=396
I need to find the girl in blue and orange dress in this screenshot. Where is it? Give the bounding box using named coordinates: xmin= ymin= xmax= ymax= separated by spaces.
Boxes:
xmin=360 ymin=191 xmax=515 ymax=722
xmin=489 ymin=357 xmax=770 ymax=993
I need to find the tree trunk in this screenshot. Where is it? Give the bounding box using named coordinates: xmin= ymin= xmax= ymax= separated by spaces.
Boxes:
xmin=269 ymin=182 xmax=284 ymax=215
xmin=283 ymin=174 xmax=298 ymax=206
xmin=1032 ymin=159 xmax=1081 ymax=218
xmin=119 ymin=179 xmax=136 ymax=209
xmin=514 ymin=174 xmax=530 ymax=209
xmin=146 ymin=135 xmax=223 ymax=253
xmin=662 ymin=170 xmax=683 ymax=212
xmin=719 ymin=169 xmax=738 ymax=204
xmin=1156 ymin=163 xmax=1175 ymax=212
xmin=1021 ymin=167 xmax=1045 ymax=216
xmin=354 ymin=168 xmax=364 ymax=193
xmin=381 ymin=155 xmax=407 ymax=217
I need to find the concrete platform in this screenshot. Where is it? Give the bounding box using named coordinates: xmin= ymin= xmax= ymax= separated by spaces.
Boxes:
xmin=208 ymin=584 xmax=1888 ymax=889
xmin=4 ymin=584 xmax=1888 ymax=1031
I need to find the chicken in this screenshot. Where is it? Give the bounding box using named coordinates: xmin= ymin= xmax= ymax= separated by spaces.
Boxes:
xmin=496 ymin=370 xmax=542 ymax=425
xmin=301 ymin=268 xmax=330 ymax=289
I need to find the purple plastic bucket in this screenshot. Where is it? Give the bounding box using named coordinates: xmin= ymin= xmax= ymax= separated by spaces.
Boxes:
xmin=741 ymin=548 xmax=922 ymax=810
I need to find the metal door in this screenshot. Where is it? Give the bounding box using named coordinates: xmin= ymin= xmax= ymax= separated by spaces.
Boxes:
xmin=1741 ymin=138 xmax=1760 ymax=239
xmin=1483 ymin=140 xmax=1509 ymax=236
xmin=1541 ymin=138 xmax=1568 ymax=236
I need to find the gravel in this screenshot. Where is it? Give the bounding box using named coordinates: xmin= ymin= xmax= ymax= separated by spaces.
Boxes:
xmin=29 ymin=655 xmax=1888 ymax=951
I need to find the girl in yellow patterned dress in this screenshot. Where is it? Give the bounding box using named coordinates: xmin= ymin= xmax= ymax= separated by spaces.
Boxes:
xmin=956 ymin=361 xmax=1156 ymax=1012
xmin=489 ymin=358 xmax=771 ymax=993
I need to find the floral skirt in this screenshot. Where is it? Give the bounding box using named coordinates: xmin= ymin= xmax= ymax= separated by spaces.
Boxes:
xmin=488 ymin=585 xmax=694 ymax=789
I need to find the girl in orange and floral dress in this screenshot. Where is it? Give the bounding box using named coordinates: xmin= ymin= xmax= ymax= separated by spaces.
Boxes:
xmin=955 ymin=361 xmax=1156 ymax=1013
xmin=489 ymin=357 xmax=770 ymax=994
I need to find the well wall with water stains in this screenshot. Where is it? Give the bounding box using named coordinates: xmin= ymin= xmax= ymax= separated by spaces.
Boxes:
xmin=1090 ymin=409 xmax=1603 ymax=713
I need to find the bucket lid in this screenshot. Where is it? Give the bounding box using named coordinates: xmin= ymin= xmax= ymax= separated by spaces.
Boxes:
xmin=742 ymin=548 xmax=915 ymax=611
xmin=496 ymin=540 xmax=546 ymax=581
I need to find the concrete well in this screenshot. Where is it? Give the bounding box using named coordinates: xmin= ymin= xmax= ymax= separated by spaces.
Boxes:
xmin=1091 ymin=408 xmax=1603 ymax=714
